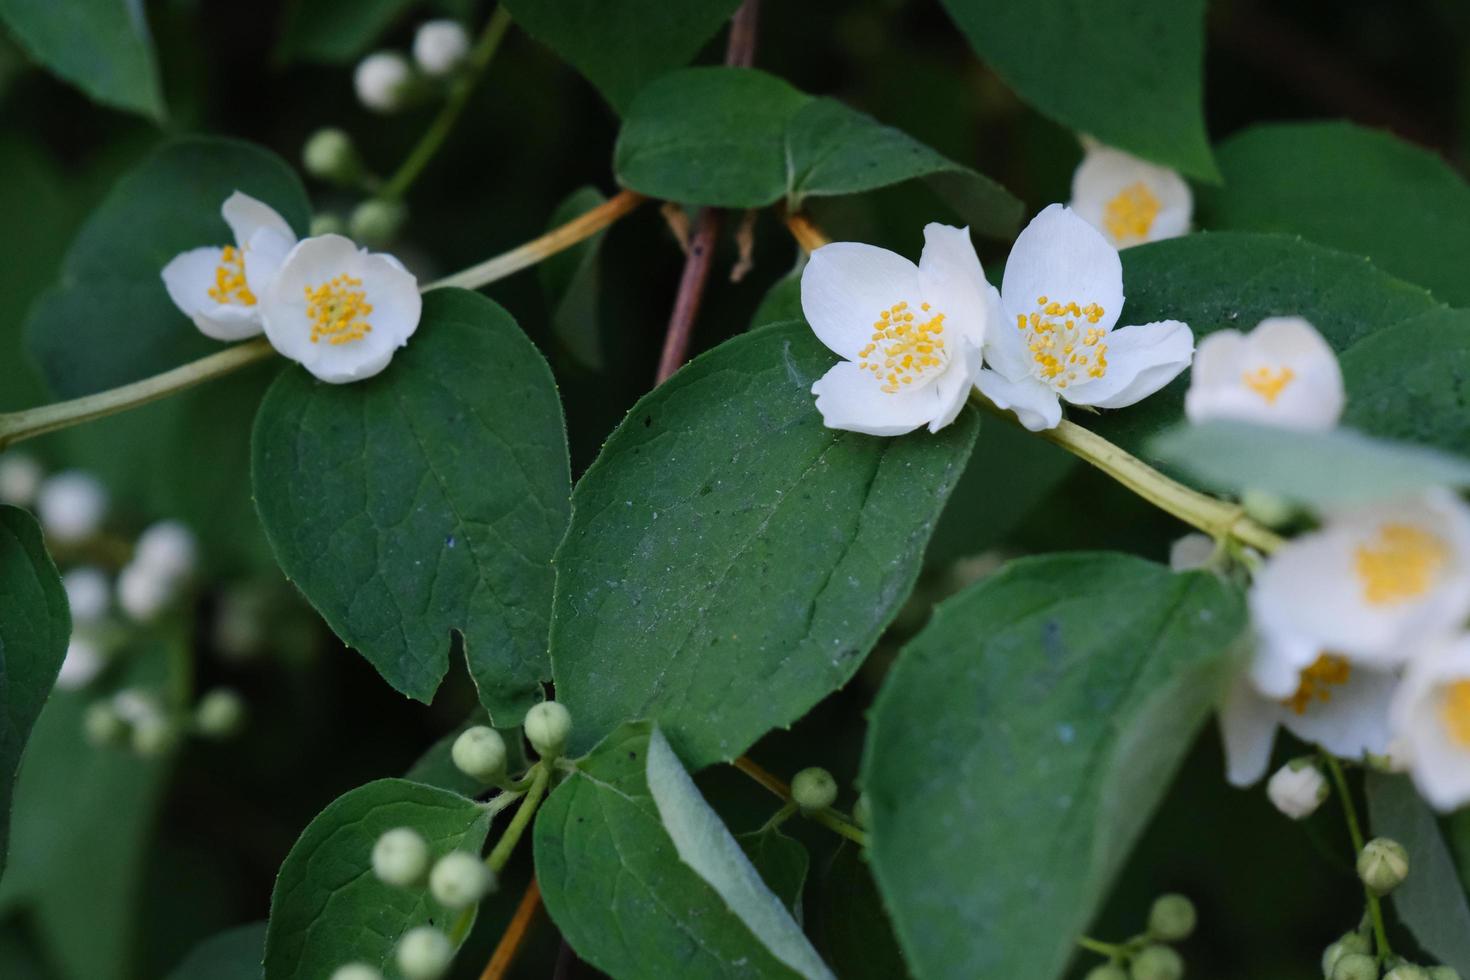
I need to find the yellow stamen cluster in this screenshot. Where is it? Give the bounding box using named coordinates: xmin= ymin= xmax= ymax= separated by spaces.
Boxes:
xmin=1015 ymin=295 xmax=1107 ymax=389
xmin=1243 ymin=365 xmax=1295 ymax=404
xmin=208 ymin=246 xmax=256 ymax=307
xmin=1443 ymin=680 xmax=1470 ymax=748
xmin=304 ymin=274 xmax=374 ymax=346
xmin=858 ymin=300 xmax=948 ymax=394
xmin=1281 ymin=653 xmax=1352 ymax=715
xmin=1354 ymin=523 xmax=1449 ymax=606
xmin=1104 ymin=181 xmax=1162 ymax=245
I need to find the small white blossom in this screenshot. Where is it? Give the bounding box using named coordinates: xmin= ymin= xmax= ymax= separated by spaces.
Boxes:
xmin=355 ymin=51 xmax=413 ymax=113
xmin=974 ymin=204 xmax=1194 ymax=432
xmin=36 ymin=470 xmax=108 ymax=543
xmin=801 ymin=224 xmax=990 ymax=436
xmin=261 ymin=234 xmax=421 ymax=383
xmin=117 ymin=560 xmax=180 ymax=622
xmin=413 ymin=20 xmax=471 ymax=76
xmin=1266 ymin=760 xmax=1328 ymax=819
xmin=57 ymin=635 xmax=104 ymax=690
xmin=135 ymin=520 xmax=199 ymax=580
xmin=1391 ymin=635 xmax=1470 ymax=811
xmin=1185 ymin=317 xmax=1344 ymax=430
xmin=1068 ymin=140 xmax=1192 ymax=249
xmin=63 ymin=566 xmax=111 ymax=623
xmin=0 ymin=452 xmax=43 ymax=506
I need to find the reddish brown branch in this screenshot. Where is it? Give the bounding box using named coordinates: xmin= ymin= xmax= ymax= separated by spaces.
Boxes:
xmin=479 ymin=877 xmax=543 ymax=980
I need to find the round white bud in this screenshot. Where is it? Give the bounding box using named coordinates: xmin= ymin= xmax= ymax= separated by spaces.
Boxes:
xmin=112 ymin=687 xmax=161 ymax=723
xmin=1386 ymin=966 xmax=1431 ymax=980
xmin=36 ymin=471 xmax=108 ymax=543
xmin=134 ymin=520 xmax=198 ymax=580
xmin=195 ymin=688 xmax=247 ymax=738
xmin=1168 ymin=532 xmax=1215 ymax=572
xmin=1267 ymin=759 xmax=1329 ymax=820
xmin=349 ymin=199 xmax=407 ymax=249
xmin=372 ymin=827 xmax=429 ymax=887
xmin=452 ymin=726 xmax=508 ymax=783
xmin=330 ymin=964 xmax=384 ymax=980
xmin=354 ymin=51 xmax=413 ymax=113
xmin=523 ymin=701 xmax=572 ymax=759
xmin=0 ymin=453 xmax=43 ymax=506
xmin=1322 ymin=933 xmax=1371 ymax=977
xmin=791 ymin=767 xmax=838 ymax=811
xmin=429 ymin=851 xmax=495 ymax=909
xmin=1085 ymin=966 xmax=1128 ymax=980
xmin=1430 ymin=967 xmax=1464 ymax=980
xmin=310 ymin=213 xmax=348 ymax=237
xmin=1130 ymin=945 xmax=1183 ymax=980
xmin=852 ymin=793 xmax=870 ymax=828
xmin=396 ymin=925 xmax=453 ymax=980
xmin=1147 ymin=893 xmax=1197 ymax=942
xmin=63 ymin=566 xmax=111 ymax=623
xmin=117 ymin=560 xmax=177 ymax=622
xmin=413 ymin=20 xmax=471 ymax=76
xmin=1333 ymin=953 xmax=1379 ymax=980
xmin=57 ymin=635 xmax=105 ymax=690
xmin=131 ymin=713 xmax=177 ymax=756
xmin=1358 ymin=837 xmax=1410 ymax=896
xmin=83 ymin=701 xmax=126 ymax=746
xmin=302 ymin=128 xmax=361 ymax=185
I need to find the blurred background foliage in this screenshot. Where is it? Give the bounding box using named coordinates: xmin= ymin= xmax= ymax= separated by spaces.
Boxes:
xmin=3 ymin=0 xmax=1470 ymax=977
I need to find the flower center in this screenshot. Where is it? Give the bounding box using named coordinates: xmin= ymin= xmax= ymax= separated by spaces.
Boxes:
xmin=1104 ymin=181 xmax=1161 ymax=244
xmin=208 ymin=246 xmax=256 ymax=307
xmin=1242 ymin=365 xmax=1294 ymax=404
xmin=1442 ymin=680 xmax=1470 ymax=748
xmin=1281 ymin=653 xmax=1351 ymax=715
xmin=304 ymin=274 xmax=374 ymax=346
xmin=1354 ymin=523 xmax=1448 ymax=606
xmin=857 ymin=301 xmax=948 ymax=394
xmin=1015 ymin=296 xmax=1108 ymax=389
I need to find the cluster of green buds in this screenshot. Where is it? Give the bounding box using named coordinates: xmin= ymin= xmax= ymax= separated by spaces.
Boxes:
xmin=299 ymin=127 xmax=408 ymax=250
xmin=1322 ymin=930 xmax=1460 ymax=980
xmin=1082 ymin=894 xmax=1196 ymax=980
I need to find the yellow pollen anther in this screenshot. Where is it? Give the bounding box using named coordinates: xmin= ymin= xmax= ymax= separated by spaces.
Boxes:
xmin=304 ymin=273 xmax=374 ymax=346
xmin=1443 ymin=680 xmax=1470 ymax=748
xmin=1282 ymin=654 xmax=1352 ymax=715
xmin=208 ymin=246 xmax=256 ymax=307
xmin=1355 ymin=523 xmax=1449 ymax=606
xmin=1243 ymin=365 xmax=1295 ymax=404
xmin=1017 ymin=296 xmax=1107 ymax=386
xmin=862 ymin=299 xmax=949 ymax=394
xmin=1104 ymin=181 xmax=1162 ymax=245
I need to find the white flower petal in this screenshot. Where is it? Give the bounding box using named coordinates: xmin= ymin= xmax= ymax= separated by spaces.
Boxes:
xmin=1069 ymin=144 xmax=1192 ymax=248
xmin=1279 ymin=665 xmax=1397 ymax=763
xmin=800 ymin=242 xmax=920 ymax=361
xmin=811 ymin=360 xmax=957 ymax=436
xmin=1219 ymin=674 xmax=1278 ymax=786
xmin=1248 ymin=628 xmax=1320 ymax=700
xmin=1392 ymin=638 xmax=1470 ymax=811
xmin=1000 ymin=204 xmax=1123 ymax=335
xmin=917 ymin=223 xmax=991 ymax=348
xmin=925 ymin=338 xmax=981 ymax=433
xmin=1064 ymin=319 xmax=1194 ymax=408
xmin=243 ymin=227 xmax=296 ymax=298
xmin=222 ymin=191 xmax=295 ymax=249
xmin=161 ymin=246 xmax=264 ymax=341
xmin=974 ymin=368 xmax=1062 ymax=432
xmin=1184 ymin=316 xmax=1343 ymax=430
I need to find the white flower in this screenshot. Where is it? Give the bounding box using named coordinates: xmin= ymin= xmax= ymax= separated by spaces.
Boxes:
xmin=1068 ymin=141 xmax=1192 ymax=249
xmin=1169 ymin=532 xmax=1215 ymax=572
xmin=1266 ymin=759 xmax=1329 ymax=819
xmin=1391 ymin=635 xmax=1470 ymax=811
xmin=36 ymin=470 xmax=108 ymax=543
xmin=413 ymin=20 xmax=471 ymax=76
xmin=57 ymin=635 xmax=104 ymax=690
xmin=161 ymin=192 xmax=298 ymax=341
xmin=261 ymin=234 xmax=421 ymax=383
xmin=1184 ymin=317 xmax=1344 ymax=430
xmin=355 ymin=51 xmax=413 ymax=113
xmin=974 ymin=204 xmax=1194 ymax=432
xmin=800 ymin=223 xmax=990 ymax=436
xmin=0 ymin=452 xmax=43 ymax=506
xmin=63 ymin=566 xmax=111 ymax=623
xmin=135 ymin=520 xmax=198 ymax=580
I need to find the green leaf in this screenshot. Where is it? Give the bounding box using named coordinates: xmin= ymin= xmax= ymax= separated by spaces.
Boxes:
xmin=534 ymin=722 xmax=834 ymax=979
xmin=539 ymin=186 xmax=609 ymax=370
xmin=819 ymin=844 xmax=907 ymax=980
xmin=0 ymin=0 xmax=164 ymax=120
xmin=252 ymin=289 xmax=571 ymax=723
xmin=0 ymin=504 xmax=68 ymax=877
xmin=277 ymin=0 xmax=415 ymax=64
xmin=1150 ymin=421 xmax=1470 ymax=507
xmin=737 ymin=827 xmax=808 ymax=917
xmin=1340 ymin=308 xmax=1470 ymax=458
xmin=752 ymin=272 xmax=802 ymax=329
xmin=25 ymin=136 xmax=310 ymax=396
xmin=1200 ymin=122 xmax=1470 ymax=305
xmin=937 ymin=0 xmax=1215 ymax=179
xmin=263 ymin=779 xmax=492 ymax=980
xmin=550 ymin=323 xmax=979 ymax=767
xmin=1364 ymin=772 xmax=1470 ymax=973
xmin=165 ymin=922 xmax=266 ymax=980
xmin=502 ymin=0 xmax=742 ymax=113
xmin=615 ymin=68 xmax=1021 ymax=237
xmin=862 ymin=553 xmax=1246 ymax=980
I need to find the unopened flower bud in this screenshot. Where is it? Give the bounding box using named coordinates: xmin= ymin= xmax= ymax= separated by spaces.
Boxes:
xmin=37 ymin=471 xmax=108 ymax=543
xmin=1333 ymin=953 xmax=1379 ymax=980
xmin=1323 ymin=934 xmax=1371 ymax=977
xmin=1085 ymin=966 xmax=1128 ymax=980
xmin=330 ymin=964 xmax=383 ymax=980
xmin=117 ymin=560 xmax=177 ymax=622
xmin=1130 ymin=945 xmax=1183 ymax=980
xmin=1386 ymin=965 xmax=1430 ymax=980
xmin=1267 ymin=759 xmax=1328 ymax=820
xmin=195 ymin=688 xmax=246 ymax=738
xmin=83 ymin=701 xmax=126 ymax=746
xmin=451 ymin=725 xmax=507 ymax=783
xmin=350 ymin=199 xmax=407 ymax=249
xmin=131 ymin=713 xmax=177 ymax=756
xmin=1147 ymin=893 xmax=1197 ymax=942
xmin=1168 ymin=533 xmax=1215 ymax=572
xmin=64 ymin=566 xmax=111 ymax=623
xmin=1429 ymin=967 xmax=1463 ymax=980
xmin=135 ymin=520 xmax=197 ymax=580
xmin=791 ymin=767 xmax=838 ymax=811
xmin=311 ymin=213 xmax=348 ymax=237
xmin=413 ymin=20 xmax=470 ymax=76
xmin=852 ymin=793 xmax=870 ymax=828
xmin=57 ymin=635 xmax=104 ymax=690
xmin=354 ymin=51 xmax=413 ymax=113
xmin=523 ymin=701 xmax=571 ymax=759
xmin=0 ymin=452 xmax=43 ymax=506
xmin=303 ymin=128 xmax=362 ymax=185
xmin=1242 ymin=489 xmax=1297 ymax=529
xmin=1358 ymin=837 xmax=1409 ymax=896
xmin=396 ymin=925 xmax=453 ymax=980
xmin=112 ymin=687 xmax=161 ymax=723
xmin=373 ymin=827 xmax=429 ymax=887
xmin=429 ymin=851 xmax=495 ymax=909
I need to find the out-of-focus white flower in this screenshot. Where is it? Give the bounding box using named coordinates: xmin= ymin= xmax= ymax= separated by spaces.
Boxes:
xmin=135 ymin=520 xmax=198 ymax=580
xmin=112 ymin=687 xmax=162 ymax=724
xmin=1266 ymin=759 xmax=1329 ymax=819
xmin=0 ymin=452 xmax=43 ymax=506
xmin=63 ymin=566 xmax=111 ymax=623
xmin=117 ymin=560 xmax=180 ymax=622
xmin=355 ymin=51 xmax=414 ymax=113
xmin=974 ymin=204 xmax=1194 ymax=431
xmin=800 ymin=223 xmax=989 ymax=436
xmin=1391 ymin=635 xmax=1470 ymax=811
xmin=36 ymin=470 xmax=108 ymax=543
xmin=57 ymin=635 xmax=104 ymax=690
xmin=1068 ymin=141 xmax=1192 ymax=249
xmin=1185 ymin=317 xmax=1344 ymax=430
xmin=413 ymin=20 xmax=471 ymax=76
xmin=1169 ymin=532 xmax=1215 ymax=572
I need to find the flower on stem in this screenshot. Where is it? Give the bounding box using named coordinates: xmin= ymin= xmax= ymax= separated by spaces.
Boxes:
xmin=355 ymin=51 xmax=415 ymax=113
xmin=1068 ymin=140 xmax=1192 ymax=249
xmin=161 ymin=192 xmax=298 ymax=341
xmin=1185 ymin=316 xmax=1344 ymax=430
xmin=974 ymin=205 xmax=1193 ymax=432
xmin=1390 ymin=634 xmax=1470 ymax=810
xmin=260 ymin=234 xmax=421 ymax=383
xmin=801 ymin=224 xmax=990 ymax=436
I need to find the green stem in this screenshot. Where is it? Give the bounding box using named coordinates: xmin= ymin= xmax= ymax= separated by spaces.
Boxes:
xmin=378 ymin=6 xmax=513 ymax=203
xmin=759 ymin=800 xmax=798 ymax=832
xmin=485 ymin=762 xmax=550 ymax=874
xmin=809 ymin=808 xmax=869 ymax=847
xmin=1323 ymin=753 xmax=1392 ymax=959
xmin=1077 ymin=936 xmax=1124 ymax=959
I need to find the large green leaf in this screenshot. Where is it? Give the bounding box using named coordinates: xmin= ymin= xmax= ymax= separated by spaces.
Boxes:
xmin=503 ymin=0 xmax=741 ymax=113
xmin=277 ymin=0 xmax=415 ymax=64
xmin=550 ymin=323 xmax=979 ymax=767
xmin=0 ymin=504 xmax=68 ymax=877
xmin=615 ymin=68 xmax=1021 ymax=237
xmin=539 ymin=186 xmax=610 ymax=370
xmin=165 ymin=922 xmax=266 ymax=980
xmin=1340 ymin=308 xmax=1470 ymax=458
xmin=0 ymin=0 xmax=164 ymax=120
xmin=937 ymin=0 xmax=1215 ymax=179
xmin=534 ymin=722 xmax=833 ymax=979
xmin=862 ymin=553 xmax=1246 ymax=980
xmin=263 ymin=779 xmax=492 ymax=980
xmin=252 ymin=289 xmax=571 ymax=723
xmin=1200 ymin=122 xmax=1470 ymax=305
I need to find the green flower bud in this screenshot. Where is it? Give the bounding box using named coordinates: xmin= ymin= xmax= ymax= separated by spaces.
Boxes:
xmin=396 ymin=925 xmax=453 ymax=980
xmin=852 ymin=793 xmax=870 ymax=828
xmin=310 ymin=213 xmax=348 ymax=237
xmin=131 ymin=714 xmax=177 ymax=756
xmin=349 ymin=199 xmax=407 ymax=249
xmin=372 ymin=827 xmax=429 ymax=887
xmin=791 ymin=767 xmax=838 ymax=811
xmin=451 ymin=726 xmax=507 ymax=784
xmin=524 ymin=701 xmax=572 ymax=759
xmin=428 ymin=851 xmax=495 ymax=909
xmin=1358 ymin=837 xmax=1410 ymax=896
xmin=83 ymin=701 xmax=126 ymax=746
xmin=1147 ymin=893 xmax=1197 ymax=942
xmin=1429 ymin=967 xmax=1463 ymax=980
xmin=1086 ymin=966 xmax=1129 ymax=980
xmin=1333 ymin=953 xmax=1379 ymax=980
xmin=330 ymin=964 xmax=383 ymax=980
xmin=1241 ymin=489 xmax=1297 ymax=528
xmin=302 ymin=128 xmax=362 ymax=185
xmin=1386 ymin=965 xmax=1430 ymax=980
xmin=1130 ymin=945 xmax=1184 ymax=980
xmin=1323 ymin=934 xmax=1372 ymax=977
xmin=194 ymin=687 xmax=246 ymax=738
